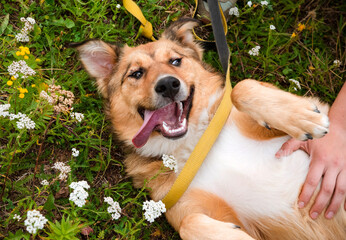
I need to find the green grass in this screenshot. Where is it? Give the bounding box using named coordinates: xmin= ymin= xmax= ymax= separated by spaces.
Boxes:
xmin=0 ymin=0 xmax=344 ymax=239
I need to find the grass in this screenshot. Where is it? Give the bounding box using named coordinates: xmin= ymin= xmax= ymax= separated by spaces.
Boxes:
xmin=0 ymin=0 xmax=344 ymax=239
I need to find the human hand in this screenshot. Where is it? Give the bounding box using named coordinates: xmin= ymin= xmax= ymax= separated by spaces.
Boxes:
xmin=276 ymin=130 xmax=346 ymax=219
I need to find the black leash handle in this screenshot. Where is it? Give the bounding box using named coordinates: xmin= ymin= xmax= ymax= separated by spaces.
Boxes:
xmin=207 ymin=0 xmax=230 ymax=73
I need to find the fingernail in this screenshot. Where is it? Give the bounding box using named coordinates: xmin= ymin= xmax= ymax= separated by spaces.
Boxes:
xmin=311 ymin=212 xmax=319 ymax=219
xmin=326 ymin=211 xmax=334 ymax=219
xmin=298 ymin=201 xmax=305 ymax=208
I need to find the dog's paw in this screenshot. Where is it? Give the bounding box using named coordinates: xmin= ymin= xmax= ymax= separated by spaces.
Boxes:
xmin=273 ymin=103 xmax=329 ymax=140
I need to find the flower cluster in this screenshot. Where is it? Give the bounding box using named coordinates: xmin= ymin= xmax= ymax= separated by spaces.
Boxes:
xmin=13 ymin=214 xmax=21 ymax=221
xmin=248 ymin=45 xmax=261 ymax=56
xmin=289 ymin=79 xmax=301 ymax=91
xmin=162 ymin=154 xmax=178 ymax=173
xmin=39 ymin=90 xmax=55 ymax=104
xmin=40 ymin=179 xmax=49 ymax=186
xmin=71 ymin=148 xmax=80 ymax=157
xmin=16 ymin=46 xmax=31 ymax=60
xmin=7 ymin=60 xmax=35 ymax=79
xmin=0 ymin=104 xmax=35 ymax=130
xmin=70 ymin=112 xmax=84 ymax=122
xmin=18 ymin=87 xmax=29 ymax=99
xmin=333 ymin=59 xmax=341 ymax=67
xmin=24 ymin=210 xmax=48 ymax=234
xmin=229 ymin=7 xmax=239 ymax=17
xmin=261 ymin=1 xmax=269 ymax=6
xmin=69 ymin=181 xmax=90 ymax=207
xmin=247 ymin=1 xmax=252 ymax=7
xmin=39 ymin=85 xmax=75 ymax=113
xmin=0 ymin=104 xmax=10 ymax=117
xmin=142 ymin=200 xmax=166 ymax=223
xmin=104 ymin=197 xmax=122 ymax=220
xmin=52 ymin=162 xmax=71 ymax=181
xmin=15 ymin=17 xmax=36 ymax=42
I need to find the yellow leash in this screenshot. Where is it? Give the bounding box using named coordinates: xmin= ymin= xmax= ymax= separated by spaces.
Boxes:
xmin=123 ymin=0 xmax=232 ymax=209
xmin=162 ymin=66 xmax=232 ymax=209
xmin=122 ymin=0 xmax=156 ymax=41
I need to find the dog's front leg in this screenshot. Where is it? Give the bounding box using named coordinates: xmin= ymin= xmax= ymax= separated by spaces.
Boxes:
xmin=231 ymin=79 xmax=329 ymax=140
xmin=179 ymin=213 xmax=255 ymax=240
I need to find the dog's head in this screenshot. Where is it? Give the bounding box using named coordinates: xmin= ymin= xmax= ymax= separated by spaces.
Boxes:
xmin=76 ymin=19 xmax=223 ymax=156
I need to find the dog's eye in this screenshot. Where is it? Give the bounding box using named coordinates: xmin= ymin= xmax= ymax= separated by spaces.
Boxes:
xmin=129 ymin=70 xmax=143 ymax=79
xmin=170 ymin=58 xmax=182 ymax=67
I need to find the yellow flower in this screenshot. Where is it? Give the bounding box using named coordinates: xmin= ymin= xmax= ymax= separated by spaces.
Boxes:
xmin=24 ymin=48 xmax=30 ymax=55
xmin=11 ymin=76 xmax=16 ymax=80
xmin=7 ymin=81 xmax=13 ymax=86
xmin=35 ymin=58 xmax=41 ymax=62
xmin=18 ymin=87 xmax=28 ymax=94
xmin=291 ymin=32 xmax=297 ymax=38
xmin=16 ymin=51 xmax=21 ymax=56
xmin=19 ymin=93 xmax=25 ymax=99
xmin=24 ymin=55 xmax=29 ymax=60
xmin=31 ymin=84 xmax=36 ymax=87
xmin=19 ymin=46 xmax=24 ymax=49
xmin=297 ymin=23 xmax=305 ymax=32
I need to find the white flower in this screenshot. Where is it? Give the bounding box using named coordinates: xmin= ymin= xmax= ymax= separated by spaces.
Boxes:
xmin=52 ymin=162 xmax=71 ymax=181
xmin=333 ymin=59 xmax=341 ymax=67
xmin=70 ymin=112 xmax=84 ymax=122
xmin=40 ymin=90 xmax=54 ymax=104
xmin=116 ymin=4 xmax=121 ymax=9
xmin=162 ymin=154 xmax=178 ymax=173
xmin=72 ymin=148 xmax=80 ymax=157
xmin=229 ymin=7 xmax=239 ymax=17
xmin=69 ymin=180 xmax=90 ymax=190
xmin=104 ymin=197 xmax=122 ymax=220
xmin=0 ymin=104 xmax=11 ymax=117
xmin=261 ymin=1 xmax=269 ymax=6
xmin=8 ymin=60 xmax=36 ymax=79
xmin=248 ymin=45 xmax=261 ymax=56
xmin=24 ymin=210 xmax=48 ymax=234
xmin=40 ymin=180 xmax=49 ymax=186
xmin=289 ymin=79 xmax=301 ymax=91
xmin=13 ymin=214 xmax=21 ymax=221
xmin=15 ymin=17 xmax=36 ymax=42
xmin=247 ymin=1 xmax=252 ymax=7
xmin=16 ymin=114 xmax=35 ymax=130
xmin=270 ymin=25 xmax=276 ymax=30
xmin=3 ymin=110 xmax=35 ymax=130
xmin=142 ymin=200 xmax=166 ymax=223
xmin=69 ymin=181 xmax=90 ymax=207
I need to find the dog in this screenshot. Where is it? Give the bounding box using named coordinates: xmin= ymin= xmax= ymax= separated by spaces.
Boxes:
xmin=75 ymin=19 xmax=346 ymax=240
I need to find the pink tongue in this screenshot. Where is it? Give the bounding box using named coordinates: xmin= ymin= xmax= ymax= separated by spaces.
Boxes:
xmin=132 ymin=102 xmax=177 ymax=148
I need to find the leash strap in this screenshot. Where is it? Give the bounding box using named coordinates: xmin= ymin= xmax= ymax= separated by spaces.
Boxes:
xmin=162 ymin=0 xmax=232 ymax=209
xmin=192 ymin=0 xmax=228 ymax=42
xmin=122 ymin=0 xmax=156 ymax=41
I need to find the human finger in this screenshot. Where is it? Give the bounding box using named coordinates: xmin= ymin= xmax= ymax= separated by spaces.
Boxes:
xmin=298 ymin=162 xmax=324 ymax=209
xmin=309 ymin=168 xmax=338 ymax=219
xmin=325 ymin=170 xmax=346 ymax=219
xmin=275 ymin=138 xmax=307 ymax=158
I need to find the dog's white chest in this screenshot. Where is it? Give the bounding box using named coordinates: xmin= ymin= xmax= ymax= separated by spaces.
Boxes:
xmin=188 ymin=123 xmax=310 ymax=220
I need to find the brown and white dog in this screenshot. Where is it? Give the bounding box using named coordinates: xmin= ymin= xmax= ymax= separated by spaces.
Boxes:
xmin=75 ymin=19 xmax=346 ymax=240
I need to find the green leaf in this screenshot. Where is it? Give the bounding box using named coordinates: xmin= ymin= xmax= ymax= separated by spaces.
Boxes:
xmin=0 ymin=14 xmax=9 ymax=35
xmin=44 ymin=194 xmax=56 ymax=212
xmin=64 ymin=18 xmax=75 ymax=28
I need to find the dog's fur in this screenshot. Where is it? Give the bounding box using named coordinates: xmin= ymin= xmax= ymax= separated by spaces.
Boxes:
xmin=76 ymin=19 xmax=346 ymax=239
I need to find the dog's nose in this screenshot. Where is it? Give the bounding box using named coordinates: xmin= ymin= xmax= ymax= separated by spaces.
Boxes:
xmin=155 ymin=76 xmax=181 ymax=99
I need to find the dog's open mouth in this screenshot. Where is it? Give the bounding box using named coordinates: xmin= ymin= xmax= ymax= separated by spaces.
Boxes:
xmin=132 ymin=87 xmax=194 ymax=148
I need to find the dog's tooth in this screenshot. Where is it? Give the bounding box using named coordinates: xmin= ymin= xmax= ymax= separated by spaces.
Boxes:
xmin=178 ymin=102 xmax=183 ymax=122
xmin=163 ymin=121 xmax=170 ymax=132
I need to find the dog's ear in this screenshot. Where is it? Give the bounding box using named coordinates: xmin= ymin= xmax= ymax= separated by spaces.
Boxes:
xmin=73 ymin=40 xmax=119 ymax=98
xmin=162 ymin=18 xmax=203 ymax=60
